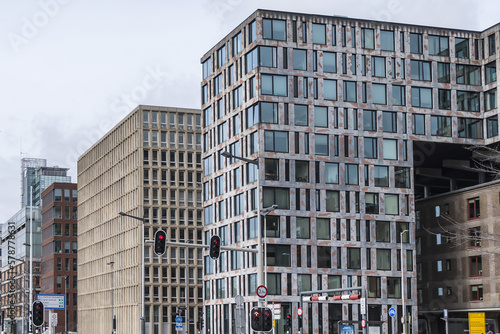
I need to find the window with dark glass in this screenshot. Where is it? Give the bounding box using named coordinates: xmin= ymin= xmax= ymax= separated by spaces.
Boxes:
xmin=487 ymin=115 xmax=498 ymax=138
xmin=260 ymin=102 xmax=278 ymax=124
xmin=409 ymin=33 xmax=423 ymax=54
xmin=431 ymin=116 xmax=451 ymax=137
xmin=314 ymin=106 xmax=328 ymax=127
xmin=376 ymin=221 xmax=390 ymax=242
xmin=412 ymin=113 xmax=425 ymax=135
xmin=347 ymin=248 xmax=361 ymax=269
xmin=361 ymin=28 xmax=374 ymax=49
xmin=317 ymin=218 xmax=330 ymax=240
xmin=312 ymin=23 xmax=326 ymax=44
xmin=410 ymin=60 xmax=431 ymax=81
xmin=488 ymin=34 xmax=496 ymax=56
xmin=325 ymin=163 xmax=339 ymax=184
xmin=392 ymin=85 xmax=405 ymax=106
xmin=295 ymin=161 xmax=309 ymax=182
xmin=362 ymin=110 xmax=377 ymax=132
xmin=383 ymin=111 xmax=397 ymax=133
xmin=394 ymin=167 xmax=410 ymax=188
xmin=263 ymin=187 xmax=290 ymax=210
xmin=263 ymin=19 xmax=286 ymax=41
xmin=217 ymin=45 xmax=226 ymax=68
xmin=455 ymin=37 xmax=469 ymax=58
xmin=372 ymin=56 xmax=386 ymax=77
xmin=294 ymin=104 xmax=308 ymax=126
xmin=260 ymin=46 xmax=277 ymax=68
xmin=293 ymin=49 xmax=307 ymax=70
xmin=326 ymin=190 xmax=340 ymax=212
xmin=485 ymin=61 xmax=496 ymax=84
xmin=380 ymin=30 xmax=394 ymax=51
xmin=324 ymin=52 xmax=337 ymax=73
xmin=470 ymin=256 xmax=482 ymax=276
xmin=265 ymin=131 xmax=289 ymax=152
xmin=471 ymin=284 xmax=483 ymax=301
xmin=469 ymin=226 xmax=481 ymax=247
xmin=468 ymin=197 xmax=480 ymax=219
xmin=457 ymin=91 xmax=480 ymax=112
xmin=387 ymin=277 xmax=401 ymax=298
xmin=458 ymin=118 xmax=483 ymax=139
xmin=376 ymin=249 xmax=391 ymax=270
xmin=374 ymin=166 xmax=389 ymax=187
xmin=368 ymin=277 xmax=381 ymax=297
xmin=343 ymin=81 xmax=357 ymax=102
xmin=365 ymin=193 xmax=379 ymax=214
xmin=346 ymin=164 xmax=358 ymax=185
xmin=261 ymin=74 xmax=287 ymax=96
xmin=315 ymin=134 xmax=329 ymax=155
xmin=372 ymin=84 xmax=387 ymax=104
xmin=364 ymin=137 xmax=377 ymax=158
xmin=456 ymin=65 xmax=481 ymax=85
xmin=411 ymin=87 xmax=432 ymax=108
xmin=485 ymin=89 xmax=497 ymax=111
xmin=265 ymin=159 xmax=279 ymax=180
xmin=324 ymin=79 xmax=337 ymax=101
xmin=317 ymin=246 xmax=331 ymax=268
xmin=428 ymin=35 xmax=449 ymax=56
xmin=266 ymin=245 xmax=291 ymax=266
xmin=438 ymin=89 xmax=451 ymax=110
xmin=437 ymin=62 xmax=450 ymax=83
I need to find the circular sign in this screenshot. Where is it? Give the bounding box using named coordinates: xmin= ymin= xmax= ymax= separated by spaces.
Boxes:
xmin=256 ymin=285 xmax=268 ymax=298
xmin=401 ymin=316 xmax=405 ymax=324
xmin=361 ymin=319 xmax=366 ymax=328
xmin=297 ymin=308 xmax=303 ymax=316
xmin=175 ymin=316 xmax=182 ymax=323
xmin=388 ymin=307 xmax=396 ymax=317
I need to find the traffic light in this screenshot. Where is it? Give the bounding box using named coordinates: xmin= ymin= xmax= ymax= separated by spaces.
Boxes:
xmin=262 ymin=307 xmax=273 ymax=331
xmin=154 ymin=229 xmax=167 ymax=256
xmin=250 ymin=307 xmax=262 ymax=331
xmin=209 ymin=235 xmax=221 ymax=259
xmin=32 ymin=301 xmax=44 ymax=327
xmin=286 ymin=313 xmax=292 ymax=328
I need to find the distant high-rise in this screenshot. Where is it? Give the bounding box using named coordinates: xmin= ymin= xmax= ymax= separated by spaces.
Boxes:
xmin=201 ymin=9 xmax=499 ymax=334
xmin=78 ymin=105 xmax=204 ymax=334
xmin=1 ymin=158 xmax=72 ymax=333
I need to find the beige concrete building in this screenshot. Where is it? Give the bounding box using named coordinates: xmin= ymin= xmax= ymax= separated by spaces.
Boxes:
xmin=416 ymin=180 xmax=500 ymax=333
xmin=78 ymin=105 xmax=203 ymax=334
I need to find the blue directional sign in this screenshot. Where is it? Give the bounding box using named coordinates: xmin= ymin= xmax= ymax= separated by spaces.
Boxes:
xmin=175 ymin=316 xmax=182 ymax=323
xmin=388 ymin=307 xmax=396 ymax=317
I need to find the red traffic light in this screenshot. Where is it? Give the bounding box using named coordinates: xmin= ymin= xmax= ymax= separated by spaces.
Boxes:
xmin=154 ymin=229 xmax=167 ymax=256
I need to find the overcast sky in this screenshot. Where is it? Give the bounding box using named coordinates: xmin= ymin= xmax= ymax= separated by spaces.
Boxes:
xmin=0 ymin=0 xmax=498 ymax=223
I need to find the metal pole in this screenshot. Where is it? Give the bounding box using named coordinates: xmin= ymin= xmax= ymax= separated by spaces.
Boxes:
xmin=141 ymin=219 xmax=145 ymax=334
xmin=64 ymin=275 xmax=68 ymax=334
xmin=29 ymin=186 xmax=33 ymax=334
xmin=256 ymin=159 xmax=263 ymax=307
xmin=401 ymin=230 xmax=408 ymax=334
xmin=107 ymin=262 xmax=115 ymax=334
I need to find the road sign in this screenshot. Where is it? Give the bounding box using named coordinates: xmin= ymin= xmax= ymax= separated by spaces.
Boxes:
xmin=36 ymin=294 xmax=65 ymax=310
xmin=361 ymin=319 xmax=366 ymax=328
xmin=401 ymin=316 xmax=405 ymax=324
xmin=257 ymin=285 xmax=268 ymax=298
xmin=360 ymin=297 xmax=366 ymax=315
xmin=388 ymin=307 xmax=396 ymax=317
xmin=341 ymin=325 xmax=354 ymax=334
xmin=50 ymin=313 xmax=58 ymax=327
xmin=175 ymin=324 xmax=183 ymax=331
xmin=175 ymin=316 xmax=182 ymax=323
xmin=469 ymin=312 xmax=485 ymax=334
xmin=297 ymin=308 xmax=303 ymax=316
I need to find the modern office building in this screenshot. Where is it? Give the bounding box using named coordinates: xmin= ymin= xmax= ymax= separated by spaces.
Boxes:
xmin=77 ymin=105 xmax=204 ymax=334
xmin=40 ymin=182 xmax=78 ymax=333
xmin=0 ymin=158 xmax=71 ymax=333
xmin=416 ymin=180 xmax=500 ymax=333
xmin=201 ymin=9 xmax=499 ymax=334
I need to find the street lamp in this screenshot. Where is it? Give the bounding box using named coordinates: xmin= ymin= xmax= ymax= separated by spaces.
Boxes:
xmin=107 ymin=261 xmax=115 ymax=334
xmin=220 ymin=150 xmax=265 ymax=305
xmin=400 ymin=229 xmax=409 ymax=334
xmin=119 ymin=211 xmax=146 ymax=334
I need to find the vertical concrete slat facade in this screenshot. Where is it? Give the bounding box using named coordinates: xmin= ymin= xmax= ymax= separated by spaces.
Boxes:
xmin=78 ymin=105 xmax=203 ymax=334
